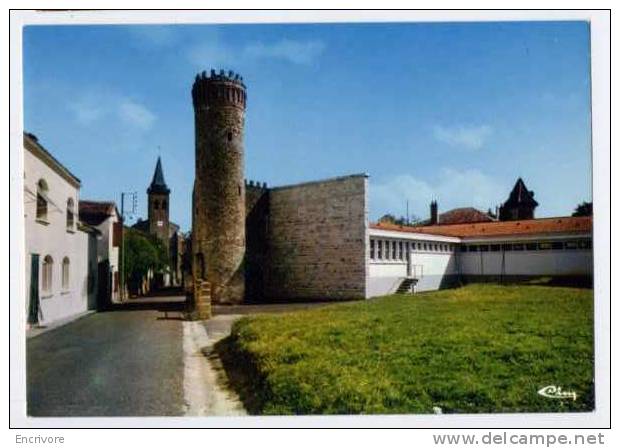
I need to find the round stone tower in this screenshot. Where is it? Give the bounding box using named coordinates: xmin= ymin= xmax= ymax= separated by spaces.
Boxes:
xmin=191 ymin=69 xmax=247 ymax=305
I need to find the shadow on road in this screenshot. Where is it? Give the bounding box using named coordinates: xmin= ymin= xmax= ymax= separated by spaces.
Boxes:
xmin=105 ymin=296 xmax=188 ymax=314
xmin=105 ymin=294 xmax=335 ymax=319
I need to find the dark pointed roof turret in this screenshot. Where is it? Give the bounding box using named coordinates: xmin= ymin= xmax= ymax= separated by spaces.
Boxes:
xmin=505 ymin=177 xmax=538 ymax=207
xmin=147 ymin=156 xmax=170 ymax=194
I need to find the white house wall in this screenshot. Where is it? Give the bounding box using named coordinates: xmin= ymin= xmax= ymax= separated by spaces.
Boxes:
xmin=24 ymin=146 xmax=96 ymax=325
xmin=93 ymin=213 xmax=121 ymax=303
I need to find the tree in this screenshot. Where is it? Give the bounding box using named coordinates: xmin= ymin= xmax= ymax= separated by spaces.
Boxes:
xmin=379 ymin=213 xmax=398 ymax=224
xmin=379 ymin=213 xmax=421 ymax=226
xmin=123 ymin=228 xmax=169 ymax=295
xmin=572 ymin=201 xmax=593 ymax=217
xmin=379 ymin=214 xmax=408 ymax=225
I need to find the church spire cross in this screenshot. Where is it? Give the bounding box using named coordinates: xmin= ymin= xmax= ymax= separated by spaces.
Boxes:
xmin=147 ymin=156 xmax=170 ymax=194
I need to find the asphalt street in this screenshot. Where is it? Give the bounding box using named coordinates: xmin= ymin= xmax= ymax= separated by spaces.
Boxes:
xmin=27 ymin=300 xmax=186 ymax=417
xmin=26 ymin=296 xmax=332 ymax=417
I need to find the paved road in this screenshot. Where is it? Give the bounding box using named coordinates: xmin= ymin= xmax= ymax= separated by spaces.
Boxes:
xmin=27 ymin=300 xmax=186 ymax=417
xmin=27 ymin=296 xmax=334 ymax=417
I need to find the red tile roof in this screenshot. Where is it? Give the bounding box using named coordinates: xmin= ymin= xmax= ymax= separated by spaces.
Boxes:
xmin=79 ymin=200 xmax=118 ymax=226
xmin=437 ymin=207 xmax=495 ymax=225
xmin=371 ymin=216 xmax=592 ymax=238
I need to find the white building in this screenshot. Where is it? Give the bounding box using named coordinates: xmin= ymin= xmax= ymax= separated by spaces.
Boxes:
xmin=78 ymin=200 xmax=122 ymax=304
xmin=368 ymin=228 xmax=460 ymax=296
xmin=368 ymin=216 xmax=593 ymax=296
xmin=23 ymin=133 xmax=99 ymax=326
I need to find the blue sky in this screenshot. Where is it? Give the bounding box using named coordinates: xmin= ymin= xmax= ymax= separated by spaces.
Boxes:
xmin=23 ymin=21 xmax=592 ymax=231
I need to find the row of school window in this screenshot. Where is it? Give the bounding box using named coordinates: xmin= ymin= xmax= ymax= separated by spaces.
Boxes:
xmin=369 ymin=238 xmax=593 ymax=261
xmin=459 ymin=240 xmax=592 ymax=253
xmin=370 ymin=239 xmax=455 ymax=261
xmin=36 ymin=178 xmax=75 ymax=230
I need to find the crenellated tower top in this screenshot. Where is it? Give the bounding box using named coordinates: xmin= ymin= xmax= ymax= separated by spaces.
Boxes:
xmin=245 ymin=179 xmax=268 ymax=191
xmin=191 ymin=69 xmax=247 ymax=110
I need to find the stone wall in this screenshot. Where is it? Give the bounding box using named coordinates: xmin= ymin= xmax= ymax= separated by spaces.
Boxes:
xmin=245 ymin=181 xmax=269 ymax=302
xmin=264 ymin=174 xmax=369 ymax=301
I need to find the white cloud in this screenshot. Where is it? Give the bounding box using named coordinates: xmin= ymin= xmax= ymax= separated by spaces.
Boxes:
xmin=68 ymin=92 xmax=156 ymax=132
xmin=370 ymin=168 xmax=504 ymax=221
xmin=433 ymin=124 xmax=493 ymax=150
xmin=243 ymin=39 xmax=326 ymax=65
xmin=186 ymin=40 xmax=233 ymax=68
xmin=68 ymin=97 xmax=104 ymax=125
xmin=118 ymin=99 xmax=156 ymax=130
xmin=129 ymin=26 xmax=177 ymax=47
xmin=186 ymin=38 xmax=326 ymax=69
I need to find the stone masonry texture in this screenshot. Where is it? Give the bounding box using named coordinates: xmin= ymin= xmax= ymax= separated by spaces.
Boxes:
xmin=264 ymin=175 xmax=369 ymax=301
xmin=192 ymin=71 xmax=247 ymax=305
xmin=190 ymin=70 xmax=369 ymax=305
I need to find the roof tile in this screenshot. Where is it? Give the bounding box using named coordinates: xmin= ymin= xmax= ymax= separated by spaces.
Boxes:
xmin=371 ymin=216 xmax=592 ymax=238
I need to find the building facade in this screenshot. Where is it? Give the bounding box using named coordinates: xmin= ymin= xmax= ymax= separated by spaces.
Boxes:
xmin=368 ymin=216 xmax=593 ymax=296
xmin=23 ymin=133 xmax=99 ymax=326
xmin=245 ymin=174 xmax=369 ymax=301
xmin=79 ymin=200 xmax=122 ymax=304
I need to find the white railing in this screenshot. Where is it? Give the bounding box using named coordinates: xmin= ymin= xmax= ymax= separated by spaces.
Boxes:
xmin=410 ymin=264 xmax=424 ymax=278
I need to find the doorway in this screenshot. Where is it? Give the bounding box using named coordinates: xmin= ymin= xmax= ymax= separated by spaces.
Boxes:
xmin=97 ymin=260 xmax=112 ymax=310
xmin=28 ymin=254 xmax=40 ymax=325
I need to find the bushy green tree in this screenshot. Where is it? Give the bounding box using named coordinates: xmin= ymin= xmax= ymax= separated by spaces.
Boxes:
xmin=572 ymin=201 xmax=593 ymax=217
xmin=123 ymin=228 xmax=169 ymax=294
xmin=379 ymin=213 xmax=421 ymax=226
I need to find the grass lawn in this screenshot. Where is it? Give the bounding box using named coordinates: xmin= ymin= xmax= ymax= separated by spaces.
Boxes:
xmin=216 ymin=284 xmax=594 ymax=415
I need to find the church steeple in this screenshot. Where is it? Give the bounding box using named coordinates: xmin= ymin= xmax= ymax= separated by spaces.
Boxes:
xmin=147 ymin=156 xmax=170 ymax=195
xmin=147 ymin=156 xmax=170 ymax=244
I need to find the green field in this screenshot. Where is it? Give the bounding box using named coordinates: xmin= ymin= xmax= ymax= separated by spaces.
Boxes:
xmin=217 ymin=284 xmax=594 ymax=415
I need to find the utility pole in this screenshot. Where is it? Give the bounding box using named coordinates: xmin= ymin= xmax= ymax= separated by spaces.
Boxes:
xmin=406 ymin=200 xmax=409 ymax=226
xmin=120 ymin=191 xmax=137 ymax=301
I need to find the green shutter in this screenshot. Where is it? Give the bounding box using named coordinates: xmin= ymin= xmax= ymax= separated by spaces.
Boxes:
xmin=28 ymin=254 xmax=40 ymax=325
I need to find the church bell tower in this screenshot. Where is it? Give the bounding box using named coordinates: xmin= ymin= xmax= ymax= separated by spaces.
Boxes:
xmin=147 ymin=156 xmax=171 ymax=245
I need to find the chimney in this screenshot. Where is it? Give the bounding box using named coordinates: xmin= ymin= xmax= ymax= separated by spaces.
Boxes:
xmin=430 ymin=200 xmax=438 ymax=225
